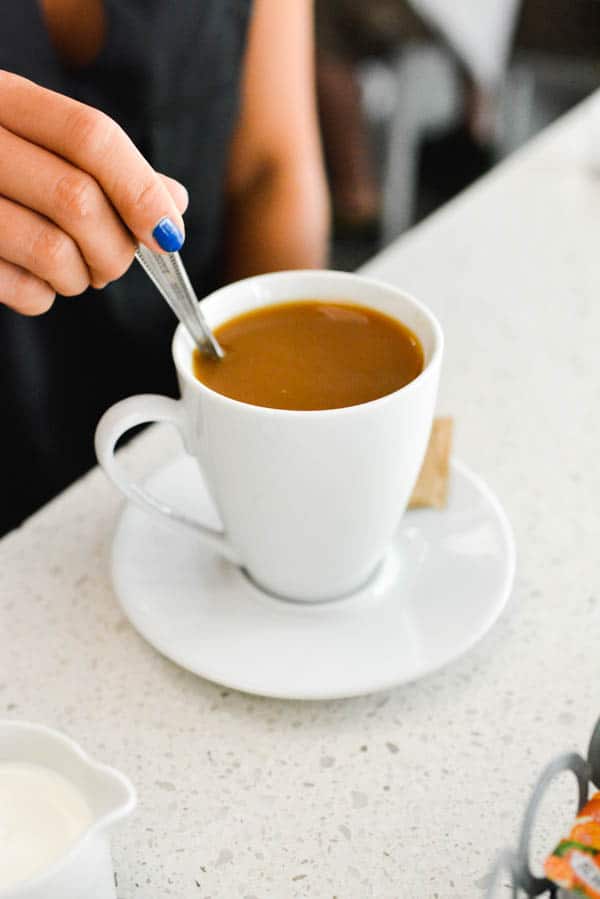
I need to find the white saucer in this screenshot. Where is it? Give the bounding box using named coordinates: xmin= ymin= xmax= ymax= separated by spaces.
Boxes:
xmin=111 ymin=456 xmax=515 ymax=700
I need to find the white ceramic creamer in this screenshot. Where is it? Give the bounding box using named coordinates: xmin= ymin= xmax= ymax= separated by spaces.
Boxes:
xmin=0 ymin=722 xmax=136 ymax=899
xmin=0 ymin=762 xmax=93 ymax=889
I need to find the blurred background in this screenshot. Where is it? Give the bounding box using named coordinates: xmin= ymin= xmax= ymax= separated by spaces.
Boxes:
xmin=3 ymin=0 xmax=600 ymax=537
xmin=316 ymin=0 xmax=600 ymax=269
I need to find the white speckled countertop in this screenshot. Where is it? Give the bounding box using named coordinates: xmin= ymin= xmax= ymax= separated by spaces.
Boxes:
xmin=2 ymin=97 xmax=600 ymax=899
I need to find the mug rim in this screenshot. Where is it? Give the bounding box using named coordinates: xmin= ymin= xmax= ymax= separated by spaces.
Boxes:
xmin=172 ymin=269 xmax=444 ymax=417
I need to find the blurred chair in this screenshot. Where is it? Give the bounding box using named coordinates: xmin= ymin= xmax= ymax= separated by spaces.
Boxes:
xmin=361 ymin=0 xmax=520 ymax=244
xmin=361 ymin=0 xmax=600 ymax=245
xmin=369 ymin=43 xmax=462 ymax=243
xmin=316 ymin=0 xmax=432 ymax=245
xmin=498 ymin=0 xmax=600 ymax=154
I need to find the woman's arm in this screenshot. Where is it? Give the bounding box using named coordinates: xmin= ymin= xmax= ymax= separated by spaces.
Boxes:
xmin=225 ymin=0 xmax=330 ymax=279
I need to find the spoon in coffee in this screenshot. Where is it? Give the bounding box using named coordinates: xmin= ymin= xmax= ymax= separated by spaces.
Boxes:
xmin=135 ymin=244 xmax=224 ymax=359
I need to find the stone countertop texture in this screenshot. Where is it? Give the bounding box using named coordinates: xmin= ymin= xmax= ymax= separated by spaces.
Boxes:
xmin=2 ymin=96 xmax=600 ymax=897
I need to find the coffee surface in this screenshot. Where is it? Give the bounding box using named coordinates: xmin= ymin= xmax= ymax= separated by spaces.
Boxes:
xmin=192 ymin=300 xmax=424 ymax=411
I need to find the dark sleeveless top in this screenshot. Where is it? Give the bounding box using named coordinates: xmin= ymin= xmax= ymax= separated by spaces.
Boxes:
xmin=0 ymin=0 xmax=252 ymax=533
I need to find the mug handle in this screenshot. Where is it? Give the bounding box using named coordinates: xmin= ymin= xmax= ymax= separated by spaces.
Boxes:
xmin=94 ymin=394 xmax=239 ymax=563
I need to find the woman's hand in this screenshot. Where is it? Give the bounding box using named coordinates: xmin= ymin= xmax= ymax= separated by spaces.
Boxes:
xmin=0 ymin=70 xmax=188 ymax=315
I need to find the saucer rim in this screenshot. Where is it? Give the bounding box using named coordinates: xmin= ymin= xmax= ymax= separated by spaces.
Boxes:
xmin=111 ymin=457 xmax=516 ymax=700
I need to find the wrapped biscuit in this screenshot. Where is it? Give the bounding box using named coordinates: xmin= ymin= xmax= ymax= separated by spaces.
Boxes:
xmin=545 ymin=791 xmax=600 ymax=896
xmin=409 ymin=417 xmax=453 ymax=509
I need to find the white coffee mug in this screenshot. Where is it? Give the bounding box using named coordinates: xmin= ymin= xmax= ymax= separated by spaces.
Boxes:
xmin=95 ymin=270 xmax=443 ymax=602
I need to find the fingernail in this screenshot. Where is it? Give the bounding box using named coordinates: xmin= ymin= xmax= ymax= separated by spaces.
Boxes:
xmin=152 ymin=216 xmax=184 ymax=252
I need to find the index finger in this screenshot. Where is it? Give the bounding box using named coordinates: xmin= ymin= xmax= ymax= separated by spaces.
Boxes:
xmin=0 ymin=70 xmax=186 ymax=253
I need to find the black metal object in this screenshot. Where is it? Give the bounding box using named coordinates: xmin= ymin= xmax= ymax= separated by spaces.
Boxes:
xmin=486 ymin=716 xmax=600 ymax=898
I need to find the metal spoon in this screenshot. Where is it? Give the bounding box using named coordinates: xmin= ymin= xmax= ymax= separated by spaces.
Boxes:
xmin=135 ymin=244 xmax=224 ymax=359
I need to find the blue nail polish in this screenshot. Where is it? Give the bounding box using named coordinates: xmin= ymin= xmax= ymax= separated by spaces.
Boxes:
xmin=152 ymin=217 xmax=184 ymax=252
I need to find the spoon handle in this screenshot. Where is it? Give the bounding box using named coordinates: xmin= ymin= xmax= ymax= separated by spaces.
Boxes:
xmin=135 ymin=245 xmax=224 ymax=359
